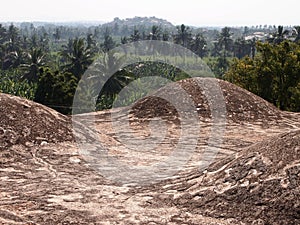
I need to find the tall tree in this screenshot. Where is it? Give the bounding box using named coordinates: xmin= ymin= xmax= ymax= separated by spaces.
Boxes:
xmin=93 ymin=52 xmax=133 ymax=97
xmin=101 ymin=34 xmax=116 ymax=53
xmin=216 ymin=27 xmax=233 ymax=76
xmin=130 ymin=29 xmax=141 ymax=42
xmin=162 ymin=30 xmax=170 ymax=41
xmin=147 ymin=25 xmax=161 ymax=40
xmin=78 ymin=52 xmax=134 ymax=110
xmin=21 ymin=47 xmax=45 ymax=83
xmin=174 ymin=24 xmax=192 ymax=48
xmin=218 ymin=27 xmax=233 ymax=57
xmin=6 ymin=24 xmax=20 ymax=52
xmin=233 ymin=37 xmax=251 ymax=59
xmin=268 ymin=25 xmax=289 ymax=44
xmin=87 ymin=33 xmax=98 ymax=53
xmin=0 ymin=24 xmax=7 ymax=45
xmin=2 ymin=49 xmax=23 ymax=70
xmin=60 ymin=38 xmax=93 ymax=79
xmin=53 ymin=27 xmax=61 ymax=43
xmin=293 ymin=26 xmax=300 ymax=43
xmin=191 ymin=33 xmax=207 ymax=58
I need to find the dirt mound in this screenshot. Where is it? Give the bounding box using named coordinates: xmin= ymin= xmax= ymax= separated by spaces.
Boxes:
xmin=168 ymin=129 xmax=300 ymax=224
xmin=0 ymin=93 xmax=74 ymax=149
xmin=131 ymin=77 xmax=282 ymax=124
xmin=1 ymin=83 xmax=299 ymax=224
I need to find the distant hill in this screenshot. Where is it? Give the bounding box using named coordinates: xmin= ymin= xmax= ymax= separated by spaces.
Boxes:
xmin=103 ymin=16 xmax=175 ymax=29
xmin=2 ymin=21 xmax=105 ymax=28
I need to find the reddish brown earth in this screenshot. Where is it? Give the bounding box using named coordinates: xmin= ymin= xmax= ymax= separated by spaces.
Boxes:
xmin=131 ymin=78 xmax=283 ymax=124
xmin=0 ymin=94 xmax=74 ymax=149
xmin=0 ymin=78 xmax=299 ymax=224
xmin=149 ymin=130 xmax=300 ymax=225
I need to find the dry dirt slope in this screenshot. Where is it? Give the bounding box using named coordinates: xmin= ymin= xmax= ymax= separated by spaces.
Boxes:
xmin=0 ymin=93 xmax=74 ymax=149
xmin=131 ymin=78 xmax=284 ymax=124
xmin=0 ymin=77 xmax=300 ymax=224
xmin=151 ymin=130 xmax=300 ymax=225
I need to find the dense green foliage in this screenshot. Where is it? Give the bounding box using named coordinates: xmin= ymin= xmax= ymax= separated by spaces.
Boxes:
xmin=0 ymin=19 xmax=299 ymax=113
xmin=225 ymin=41 xmax=300 ymax=111
xmin=34 ymin=69 xmax=78 ymax=114
xmin=0 ymin=69 xmax=37 ymax=99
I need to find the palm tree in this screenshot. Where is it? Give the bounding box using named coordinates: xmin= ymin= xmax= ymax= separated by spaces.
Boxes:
xmin=89 ymin=52 xmax=133 ymax=97
xmin=21 ymin=47 xmax=45 ymax=83
xmin=191 ymin=33 xmax=207 ymax=58
xmin=1 ymin=24 xmax=21 ymax=68
xmin=130 ymin=29 xmax=141 ymax=42
xmin=62 ymin=38 xmax=73 ymax=55
xmin=218 ymin=27 xmax=233 ymax=57
xmin=6 ymin=24 xmax=20 ymax=52
xmin=233 ymin=37 xmax=251 ymax=59
xmin=148 ymin=25 xmax=161 ymax=40
xmin=211 ymin=41 xmax=222 ymax=57
xmin=60 ymin=37 xmax=93 ymax=79
xmin=215 ymin=27 xmax=233 ymax=77
xmin=29 ymin=33 xmax=38 ymax=48
xmin=101 ymin=34 xmax=115 ymax=53
xmin=77 ymin=51 xmax=134 ymax=110
xmin=2 ymin=49 xmax=23 ymax=70
xmin=53 ymin=27 xmax=61 ymax=43
xmin=87 ymin=33 xmax=98 ymax=53
xmin=121 ymin=36 xmax=129 ymax=45
xmin=130 ymin=29 xmax=141 ymax=55
xmin=174 ymin=24 xmax=192 ymax=48
xmin=268 ymin=26 xmax=289 ymax=44
xmin=293 ymin=26 xmax=300 ymax=43
xmin=162 ymin=30 xmax=170 ymax=41
xmin=0 ymin=24 xmax=6 ymax=45
xmin=249 ymin=37 xmax=257 ymax=59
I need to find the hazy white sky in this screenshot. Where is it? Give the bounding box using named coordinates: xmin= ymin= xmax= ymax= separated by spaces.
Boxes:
xmin=0 ymin=0 xmax=299 ymax=26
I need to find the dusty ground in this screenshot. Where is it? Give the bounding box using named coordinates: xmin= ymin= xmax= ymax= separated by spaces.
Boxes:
xmin=1 ymin=78 xmax=300 ymax=224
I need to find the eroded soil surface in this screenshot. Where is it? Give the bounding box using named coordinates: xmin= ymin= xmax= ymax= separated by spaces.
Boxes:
xmin=1 ymin=78 xmax=300 ymax=224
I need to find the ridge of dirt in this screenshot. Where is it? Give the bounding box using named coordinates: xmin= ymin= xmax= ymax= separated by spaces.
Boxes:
xmin=131 ymin=78 xmax=283 ymax=124
xmin=1 ymin=78 xmax=300 ymax=224
xmin=0 ymin=93 xmax=74 ymax=149
xmin=156 ymin=129 xmax=300 ymax=225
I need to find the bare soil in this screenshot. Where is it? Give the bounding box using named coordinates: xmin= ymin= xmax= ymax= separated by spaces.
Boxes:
xmin=1 ymin=78 xmax=299 ymax=224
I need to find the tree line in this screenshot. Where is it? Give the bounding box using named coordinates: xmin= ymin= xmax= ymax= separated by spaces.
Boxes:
xmin=0 ymin=22 xmax=300 ymax=113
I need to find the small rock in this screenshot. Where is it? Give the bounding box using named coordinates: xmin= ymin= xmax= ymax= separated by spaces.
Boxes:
xmin=40 ymin=141 xmax=48 ymax=146
xmin=69 ymin=157 xmax=81 ymax=163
